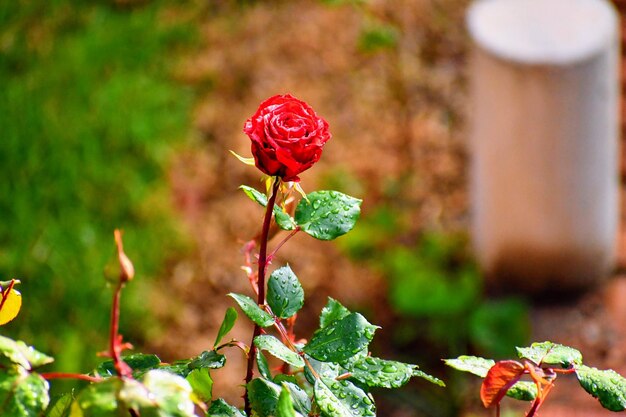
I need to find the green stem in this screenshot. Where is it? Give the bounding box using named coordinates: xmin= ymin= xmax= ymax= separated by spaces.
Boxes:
xmin=244 ymin=178 xmax=280 ymax=415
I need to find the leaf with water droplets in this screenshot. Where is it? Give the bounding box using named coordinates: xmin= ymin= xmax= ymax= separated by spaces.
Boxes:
xmin=207 ymin=398 xmax=246 ymax=417
xmin=576 ymin=365 xmax=626 ymax=411
xmin=254 ymin=335 xmax=305 ymax=368
xmin=228 ymin=293 xmax=274 ymax=328
xmin=189 ymin=350 xmax=226 ymax=370
xmin=0 ymin=336 xmax=53 ymax=371
xmin=304 ymin=313 xmax=378 ymax=363
xmin=320 ymin=298 xmax=350 ymax=329
xmin=314 ymin=377 xmax=375 ymax=417
xmin=0 ymin=370 xmax=49 ymax=417
xmin=295 ymin=191 xmax=362 ymax=241
xmin=343 ymin=357 xmax=413 ymax=389
xmin=239 ymin=185 xmax=296 ymax=231
xmin=304 ymin=356 xmax=341 ymax=385
xmin=247 ymin=378 xmax=280 ymax=417
xmin=516 ymin=341 xmax=582 ymax=368
xmin=214 ymin=307 xmax=238 ymax=348
xmin=267 ymin=265 xmax=304 ymax=319
xmin=257 ymin=350 xmax=272 ymax=380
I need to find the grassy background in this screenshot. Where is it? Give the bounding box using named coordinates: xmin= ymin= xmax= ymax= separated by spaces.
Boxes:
xmin=0 ymin=0 xmax=197 ymax=380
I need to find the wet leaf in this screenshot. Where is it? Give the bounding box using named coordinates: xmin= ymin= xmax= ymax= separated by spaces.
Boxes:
xmin=257 ymin=350 xmax=272 ymax=380
xmin=247 ymin=378 xmax=280 ymax=417
xmin=189 ymin=350 xmax=226 ymax=370
xmin=304 ymin=313 xmax=378 ymax=363
xmin=95 ymin=353 xmax=161 ymax=378
xmin=282 ymin=382 xmax=311 ymax=416
xmin=0 ymin=336 xmax=53 ymax=370
xmin=304 ymin=356 xmax=340 ymax=385
xmin=319 ymin=298 xmax=350 ymax=329
xmin=186 ymin=368 xmax=213 ymax=402
xmin=207 ymin=398 xmax=245 ymax=417
xmin=505 ymin=381 xmax=537 ymax=402
xmin=412 ymin=369 xmax=445 ymax=387
xmin=228 ymin=293 xmax=274 ymax=328
xmin=267 ymin=265 xmax=304 ymax=319
xmin=295 ymin=191 xmax=361 ymax=241
xmin=239 ymin=186 xmax=296 ymax=231
xmin=480 ymin=360 xmax=525 ymax=408
xmin=314 ymin=377 xmax=375 ymax=417
xmin=0 ymin=370 xmax=49 ymax=417
xmin=214 ymin=307 xmax=238 ymax=348
xmin=344 ymin=357 xmax=414 ymax=389
xmin=576 ymin=365 xmax=626 ymax=411
xmin=516 ymin=341 xmax=582 ymax=368
xmin=254 ymin=335 xmax=304 ymax=368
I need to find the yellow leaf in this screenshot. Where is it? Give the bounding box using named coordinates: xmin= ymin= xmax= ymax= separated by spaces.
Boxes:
xmin=0 ymin=289 xmax=22 ymax=325
xmin=229 ymin=150 xmax=256 ymax=166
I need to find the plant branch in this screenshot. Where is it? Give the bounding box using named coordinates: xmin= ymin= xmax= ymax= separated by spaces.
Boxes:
xmin=41 ymin=372 xmax=103 ymax=383
xmin=267 ymin=227 xmax=300 ymax=263
xmin=244 ymin=178 xmax=280 ymax=415
xmin=109 ymin=282 xmax=132 ymax=379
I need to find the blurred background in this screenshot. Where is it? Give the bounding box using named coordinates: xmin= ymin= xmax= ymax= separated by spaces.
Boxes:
xmin=1 ymin=0 xmax=624 ymax=416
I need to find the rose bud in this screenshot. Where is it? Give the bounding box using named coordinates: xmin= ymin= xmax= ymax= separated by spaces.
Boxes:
xmin=243 ymin=94 xmax=331 ymax=182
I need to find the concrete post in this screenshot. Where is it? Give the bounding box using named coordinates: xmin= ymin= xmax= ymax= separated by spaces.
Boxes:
xmin=467 ymin=0 xmax=620 ymax=294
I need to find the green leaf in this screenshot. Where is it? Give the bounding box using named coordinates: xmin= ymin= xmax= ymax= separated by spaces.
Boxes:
xmin=257 ymin=350 xmax=272 ymax=380
xmin=247 ymin=378 xmax=280 ymax=417
xmin=214 ymin=307 xmax=238 ymax=348
xmin=0 ymin=336 xmax=53 ymax=370
xmin=189 ymin=350 xmax=226 ymax=370
xmin=344 ymin=357 xmax=414 ymax=388
xmin=444 ymin=356 xmax=495 ymax=378
xmin=186 ymin=368 xmax=213 ymax=403
xmin=276 ymin=385 xmax=296 ymax=417
xmin=304 ymin=312 xmax=378 ymax=362
xmin=516 ymin=341 xmax=582 ymax=368
xmin=95 ymin=353 xmax=161 ymax=377
xmin=0 ymin=370 xmax=50 ymax=417
xmin=267 ymin=265 xmax=304 ymax=319
xmin=314 ymin=378 xmax=375 ymax=417
xmin=239 ymin=186 xmax=296 ymax=231
xmin=282 ymin=382 xmax=311 ymax=416
xmin=576 ymin=365 xmax=626 ymax=411
xmin=228 ymin=293 xmax=274 ymax=328
xmin=319 ymin=298 xmax=350 ymax=329
xmin=69 ymin=378 xmax=120 ymax=417
xmin=46 ymin=393 xmax=73 ymax=417
xmin=444 ymin=356 xmax=535 ymax=400
xmin=208 ymin=398 xmax=245 ymax=417
xmin=254 ymin=335 xmax=304 ymax=368
xmin=295 ymin=191 xmax=362 ymax=240
xmin=412 ymin=369 xmax=446 ymax=387
xmin=304 ymin=356 xmax=340 ymax=385
xmin=505 ymin=381 xmax=538 ymax=402
xmin=141 ymin=370 xmax=196 ymax=416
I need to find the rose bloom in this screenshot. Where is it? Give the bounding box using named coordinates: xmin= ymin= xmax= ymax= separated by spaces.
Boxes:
xmin=243 ymin=94 xmax=331 ymax=182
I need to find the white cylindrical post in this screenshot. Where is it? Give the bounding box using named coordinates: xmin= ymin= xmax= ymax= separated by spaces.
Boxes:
xmin=467 ymin=0 xmax=620 ymax=293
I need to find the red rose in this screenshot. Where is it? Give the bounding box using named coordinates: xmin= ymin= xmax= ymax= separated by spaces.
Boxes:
xmin=243 ymin=94 xmax=331 ymax=182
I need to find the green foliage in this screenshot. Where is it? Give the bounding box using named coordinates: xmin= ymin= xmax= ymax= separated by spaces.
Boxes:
xmin=314 ymin=378 xmax=375 ymax=417
xmin=447 ymin=342 xmax=626 ymax=413
xmin=239 ymin=186 xmax=297 ymax=231
xmin=575 ymin=365 xmax=626 ymax=412
xmin=277 ymin=385 xmax=297 ymax=417
xmin=516 ymin=341 xmax=583 ymax=368
xmin=294 ymin=191 xmax=362 ymax=241
xmin=303 ymin=312 xmax=378 ymax=362
xmin=214 ymin=308 xmax=238 ymax=348
xmin=267 ymin=266 xmax=304 ymax=319
xmin=343 ymin=357 xmax=417 ymax=389
xmin=207 ymin=399 xmax=245 ymax=417
xmin=0 ymin=0 xmax=197 ymax=378
xmin=0 ymin=370 xmax=50 ymax=417
xmin=228 ymin=293 xmax=275 ymax=327
xmin=254 ymin=335 xmax=304 ymax=368
xmin=0 ymin=335 xmax=54 ymax=370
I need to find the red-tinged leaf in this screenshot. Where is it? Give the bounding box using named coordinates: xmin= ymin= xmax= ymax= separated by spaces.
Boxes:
xmin=480 ymin=360 xmax=525 ymax=408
